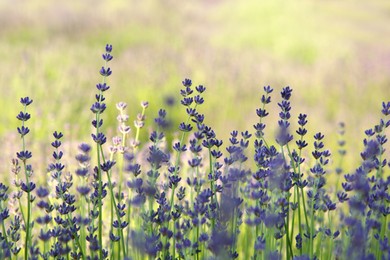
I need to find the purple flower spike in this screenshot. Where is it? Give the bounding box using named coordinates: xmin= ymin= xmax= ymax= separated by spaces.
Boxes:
xmin=20 ymin=97 xmax=33 ymax=106
xmin=382 ymin=101 xmax=390 ymax=116
xmin=99 ymin=67 xmax=112 ymax=77
xmin=105 ymin=44 xmax=113 ymax=53
xmin=182 ymin=78 xmax=192 ymax=87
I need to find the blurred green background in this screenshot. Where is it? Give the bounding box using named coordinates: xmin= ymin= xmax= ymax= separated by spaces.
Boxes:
xmin=1 ymin=0 xmax=390 ymax=175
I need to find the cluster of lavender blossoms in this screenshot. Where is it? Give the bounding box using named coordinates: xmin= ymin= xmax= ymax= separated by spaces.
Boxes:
xmin=0 ymin=44 xmax=389 ymax=260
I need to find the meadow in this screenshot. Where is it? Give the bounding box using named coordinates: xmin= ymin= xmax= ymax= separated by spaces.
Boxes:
xmin=1 ymin=0 xmax=390 ymax=259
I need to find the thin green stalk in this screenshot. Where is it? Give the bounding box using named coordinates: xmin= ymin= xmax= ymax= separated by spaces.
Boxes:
xmin=99 ymin=145 xmax=127 ymax=258
xmin=309 ymin=182 xmax=317 ymax=259
xmin=148 ymin=189 xmax=154 ymax=235
xmin=19 ymin=105 xmax=32 ymax=260
xmin=191 ymin=164 xmax=201 ymax=260
xmin=106 ymin=170 xmax=127 ymax=259
xmin=17 ymin=196 xmax=26 ymax=226
xmin=334 ymin=174 xmax=341 ymax=200
xmin=300 ymin=186 xmax=310 ymax=232
xmin=24 ymin=173 xmax=31 ymax=260
xmin=165 ymin=106 xmax=195 ymax=259
xmin=285 ymin=195 xmax=293 ymax=259
xmin=116 ymin=157 xmax=124 ymax=260
xmin=287 ymin=128 xmax=309 ymax=254
xmin=374 ymin=132 xmax=385 ymax=259
xmin=80 ymin=195 xmax=87 ymax=257
xmin=144 ymin=138 xmax=159 ymax=252
xmin=66 ymin=242 xmax=70 ymax=260
xmin=208 ymin=147 xmax=216 ymax=231
xmin=125 ymin=187 xmax=132 ymax=254
xmin=43 ymin=224 xmax=49 ymax=259
xmin=94 ymin=57 xmax=110 ymax=260
xmin=327 ymin=211 xmax=333 ymax=260
xmin=287 ymin=143 xmax=303 ymax=251
xmin=95 ymin=113 xmax=104 ymax=260
xmin=279 ymin=237 xmax=283 ymax=258
xmin=295 ymin=186 xmax=303 ymax=255
xmin=230 ymin=183 xmax=237 ymax=254
xmin=254 ymin=222 xmax=259 ymax=260
xmin=196 ymin=222 xmax=200 ymax=260
xmin=108 ymin=152 xmax=117 ymax=260
xmin=87 ymin=194 xmax=95 ymax=259
xmin=231 ymin=161 xmax=244 ymax=257
xmin=170 ymin=130 xmax=191 ymax=258
xmin=243 ymin=224 xmax=249 ymax=260
xmin=309 ymin=201 xmax=314 ymax=258
xmin=377 ymin=214 xmax=388 ymax=259
xmin=315 ymin=212 xmax=323 ymax=258
xmin=265 ymin=228 xmax=270 ymax=260
xmin=134 ymin=105 xmax=147 ymax=150
xmin=342 ymin=228 xmax=349 ymax=260
xmin=256 ymin=90 xmax=271 ymax=150
xmin=290 ymin=189 xmax=296 ymax=241
xmin=279 ymin=145 xmax=293 ymax=258
xmin=109 ymin=198 xmax=115 ymax=260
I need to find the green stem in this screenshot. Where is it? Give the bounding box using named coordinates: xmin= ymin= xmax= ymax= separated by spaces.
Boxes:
xmin=99 ymin=145 xmax=127 ymax=258
xmin=95 ymin=91 xmax=104 ymax=259
xmin=208 ymin=147 xmax=216 ymax=231
xmin=377 ymin=214 xmax=388 ymax=259
xmin=196 ymin=222 xmax=200 ymax=260
xmin=309 ymin=181 xmax=317 ymax=259
xmin=295 ymin=186 xmax=303 ymax=255
xmin=254 ymin=223 xmax=259 ymax=260
xmin=19 ymin=105 xmax=32 ymax=260
xmin=66 ymin=243 xmax=70 ymax=260
xmin=24 ymin=181 xmax=31 ymax=260
xmin=133 ymin=105 xmax=146 ymax=150
xmin=256 ymin=91 xmax=271 ymax=150
xmin=285 ymin=196 xmax=293 ymax=259
xmin=300 ymin=186 xmax=310 ymax=233
xmin=126 ymin=187 xmax=132 ymax=254
xmin=327 ymin=211 xmax=333 ymax=260
xmin=95 ymin=57 xmax=109 ymax=260
xmin=230 ymin=183 xmax=237 ymax=254
xmin=96 ymin=142 xmax=103 ymax=259
xmin=81 ymin=195 xmax=87 ymax=257
xmin=43 ymin=224 xmax=48 ymax=259
xmin=87 ymin=193 xmax=96 ymax=259
xmin=167 ymin=132 xmax=186 ymax=258
xmin=165 ymin=108 xmax=195 ymax=258
xmin=108 ymin=152 xmax=116 ymax=260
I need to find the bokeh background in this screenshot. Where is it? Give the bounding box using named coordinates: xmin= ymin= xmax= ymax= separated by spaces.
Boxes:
xmin=1 ymin=0 xmax=390 ymax=176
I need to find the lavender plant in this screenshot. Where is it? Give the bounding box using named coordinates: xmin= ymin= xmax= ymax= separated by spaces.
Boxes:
xmin=16 ymin=97 xmax=36 ymax=260
xmin=0 ymin=44 xmax=389 ymax=260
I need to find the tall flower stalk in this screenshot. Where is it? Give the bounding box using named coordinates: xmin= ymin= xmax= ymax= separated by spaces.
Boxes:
xmin=90 ymin=44 xmax=113 ymax=259
xmin=90 ymin=44 xmax=129 ymax=259
xmin=16 ymin=97 xmax=35 ymax=260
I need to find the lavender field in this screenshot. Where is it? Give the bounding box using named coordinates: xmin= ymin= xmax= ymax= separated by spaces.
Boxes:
xmin=1 ymin=0 xmax=390 ymax=259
